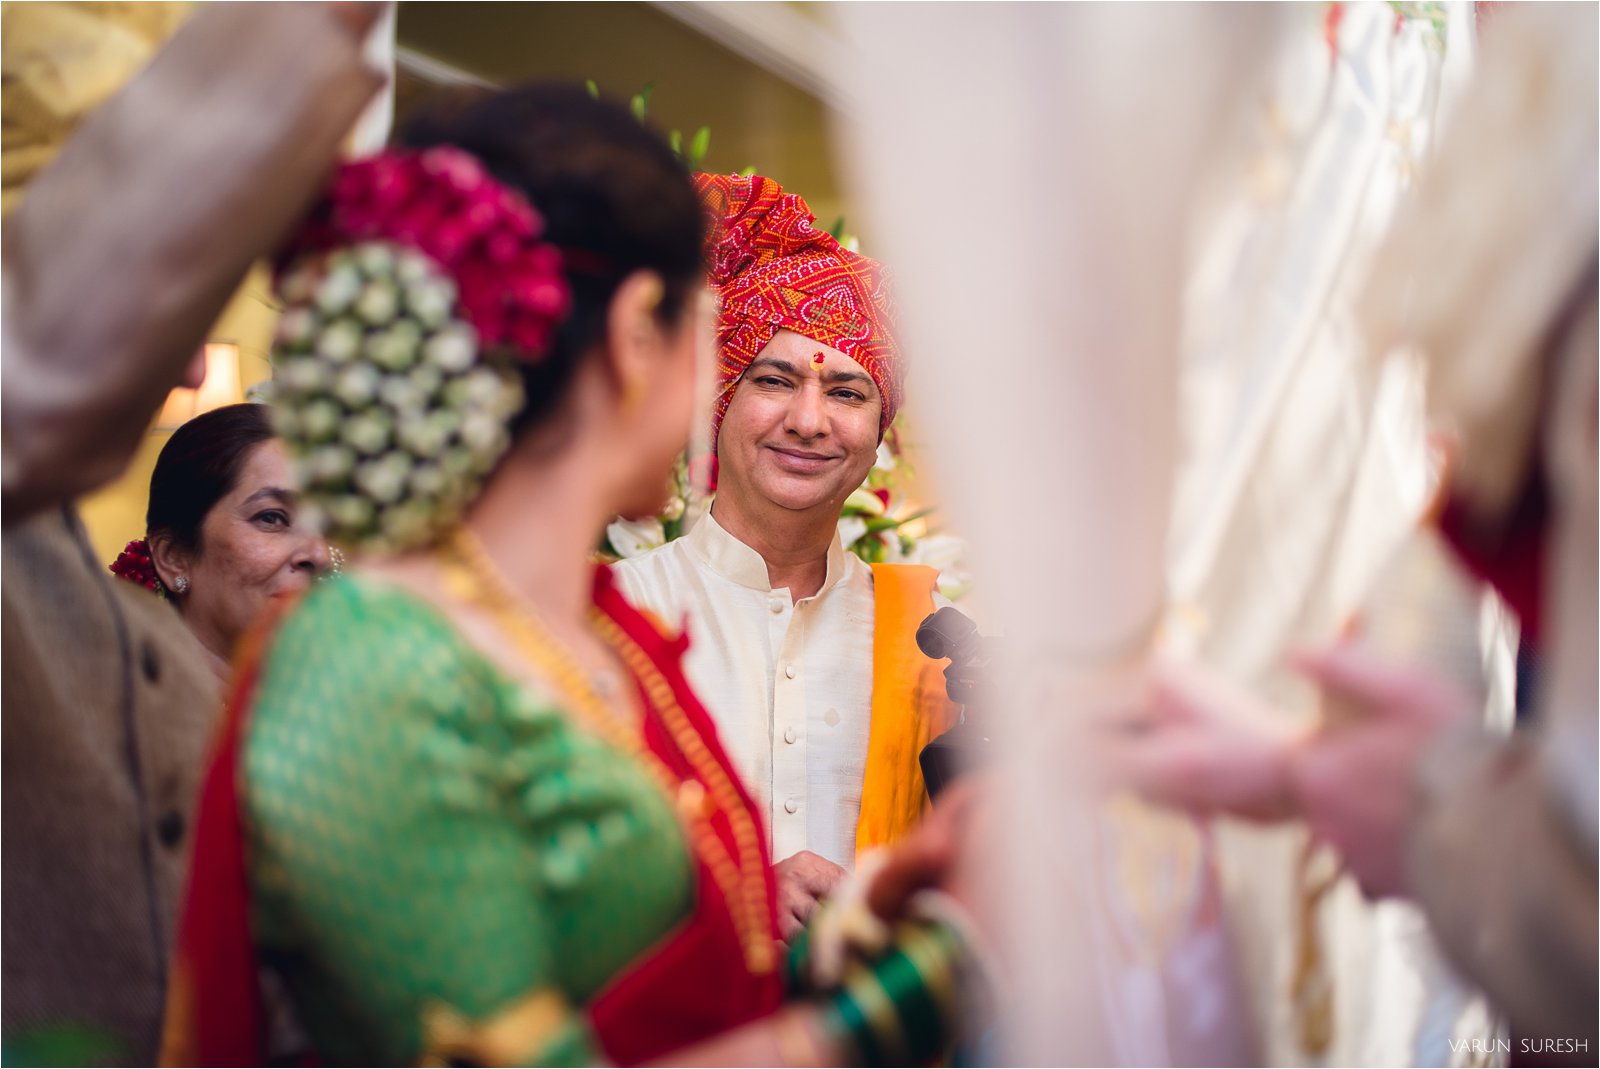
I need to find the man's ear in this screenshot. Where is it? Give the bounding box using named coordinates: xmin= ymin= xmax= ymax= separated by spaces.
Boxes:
xmin=603 ymin=270 xmax=667 ymax=406
xmin=148 ymin=530 xmax=190 ymax=594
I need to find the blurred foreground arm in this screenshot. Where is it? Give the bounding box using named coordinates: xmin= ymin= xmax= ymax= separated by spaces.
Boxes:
xmin=1 ymin=2 xmax=383 ymax=522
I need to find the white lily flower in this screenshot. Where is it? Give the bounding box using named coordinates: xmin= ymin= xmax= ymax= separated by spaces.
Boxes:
xmin=459 ymin=410 xmax=504 ymax=453
xmin=463 ymin=367 xmax=511 ymax=408
xmin=378 ymin=375 xmax=425 ymax=416
xmin=277 ymin=356 xmax=328 ymax=396
xmin=395 ymin=250 xmax=435 ymax=286
xmin=903 ymin=533 xmax=967 ymax=573
xmin=405 ymin=281 xmax=455 ymax=329
xmin=355 ymin=280 xmax=399 ymax=327
xmin=467 ymin=428 xmax=510 ymax=474
xmin=410 ymin=463 xmax=448 ymax=497
xmin=843 ymin=486 xmax=888 ymax=517
xmin=439 ymin=447 xmax=475 ymax=479
xmin=425 ymin=325 xmax=477 ymax=373
xmin=314 ymin=263 xmax=363 ymax=316
xmin=299 ymin=399 xmax=343 ymax=443
xmin=342 ymin=411 xmax=392 ymax=456
xmin=328 ymin=493 xmax=375 ymax=532
xmin=874 ymin=440 xmax=897 ymax=472
xmin=660 ymin=495 xmax=686 ymax=522
xmin=409 ymin=363 xmax=446 ymax=400
xmin=428 ymin=408 xmax=463 ymax=439
xmin=607 ymin=515 xmax=666 ymax=559
xmin=272 ymin=406 xmax=300 ymax=440
xmin=275 ymin=307 xmax=317 ymax=351
xmin=353 ymin=462 xmax=402 ymax=505
xmin=837 ymin=514 xmax=868 ymax=549
xmin=397 ymin=416 xmax=449 ymax=459
xmin=367 ymin=326 xmax=420 ymax=373
xmin=298 ymin=500 xmax=328 ymax=537
xmin=316 ymin=319 xmax=364 ymax=364
xmin=354 ymin=243 xmax=396 ymax=277
xmin=334 ymin=364 xmax=380 ymax=408
xmin=309 ymin=444 xmax=357 ymax=485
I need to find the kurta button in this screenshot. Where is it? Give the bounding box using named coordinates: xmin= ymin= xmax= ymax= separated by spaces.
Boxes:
xmin=141 ymin=642 xmax=161 ymax=684
xmin=769 ymin=598 xmax=785 ymax=614
xmin=156 ymin=809 xmax=185 ymax=848
xmin=784 ymin=727 xmax=797 ymax=744
xmin=784 ymin=798 xmax=798 ymax=814
xmin=784 ymin=665 xmax=796 ymax=679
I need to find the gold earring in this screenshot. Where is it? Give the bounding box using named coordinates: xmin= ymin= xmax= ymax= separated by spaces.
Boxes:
xmin=622 ymin=374 xmax=646 ymax=415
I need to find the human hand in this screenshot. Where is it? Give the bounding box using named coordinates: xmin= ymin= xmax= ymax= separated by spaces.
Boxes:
xmin=864 ymin=778 xmax=984 ymax=920
xmin=1104 ymin=657 xmax=1306 ymax=821
xmin=773 ymin=850 xmax=849 ymax=943
xmin=1287 ymin=642 xmax=1468 ymax=898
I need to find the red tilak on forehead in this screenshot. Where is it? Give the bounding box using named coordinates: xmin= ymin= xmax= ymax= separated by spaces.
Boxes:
xmin=812 ymin=351 xmax=826 ymax=367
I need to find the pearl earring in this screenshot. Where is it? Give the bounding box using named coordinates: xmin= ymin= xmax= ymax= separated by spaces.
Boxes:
xmin=172 ymin=575 xmax=189 ymax=594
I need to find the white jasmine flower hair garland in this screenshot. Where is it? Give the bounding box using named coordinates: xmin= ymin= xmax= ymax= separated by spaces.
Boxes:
xmin=270 ymin=147 xmax=571 ymax=552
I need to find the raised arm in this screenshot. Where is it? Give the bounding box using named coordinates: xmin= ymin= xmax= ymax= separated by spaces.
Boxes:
xmin=1 ymin=2 xmax=383 ymax=522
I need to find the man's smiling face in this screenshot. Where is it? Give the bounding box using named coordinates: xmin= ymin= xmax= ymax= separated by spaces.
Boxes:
xmin=715 ymin=329 xmax=882 ymax=516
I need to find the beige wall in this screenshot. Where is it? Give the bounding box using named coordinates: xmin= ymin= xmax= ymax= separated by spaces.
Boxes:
xmin=395 ymin=1 xmax=848 ymax=227
xmin=77 ymin=267 xmax=280 ymax=564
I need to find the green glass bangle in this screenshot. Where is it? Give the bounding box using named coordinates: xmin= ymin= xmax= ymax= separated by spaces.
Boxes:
xmin=812 ymin=918 xmax=967 ymax=1067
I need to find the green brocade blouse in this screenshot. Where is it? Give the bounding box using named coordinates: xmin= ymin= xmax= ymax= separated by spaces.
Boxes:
xmin=242 ymin=577 xmax=696 ymax=1066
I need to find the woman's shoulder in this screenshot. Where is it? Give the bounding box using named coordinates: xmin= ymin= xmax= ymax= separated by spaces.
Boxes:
xmin=254 ymin=572 xmax=486 ymax=715
xmin=273 ymin=572 xmax=458 ymax=654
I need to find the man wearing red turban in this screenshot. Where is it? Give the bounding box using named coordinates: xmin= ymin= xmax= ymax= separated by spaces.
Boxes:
xmin=614 ymin=174 xmax=957 ymax=941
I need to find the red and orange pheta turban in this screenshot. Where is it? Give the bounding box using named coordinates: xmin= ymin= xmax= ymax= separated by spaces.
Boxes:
xmin=697 ymin=172 xmax=902 ymax=449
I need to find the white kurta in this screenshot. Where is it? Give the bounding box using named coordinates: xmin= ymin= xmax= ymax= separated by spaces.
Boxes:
xmin=610 ymin=512 xmax=875 ymax=869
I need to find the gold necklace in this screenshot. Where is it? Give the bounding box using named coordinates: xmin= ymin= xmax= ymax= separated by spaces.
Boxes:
xmin=439 ymin=528 xmax=640 ymax=754
xmin=437 ymin=528 xmax=776 ymax=975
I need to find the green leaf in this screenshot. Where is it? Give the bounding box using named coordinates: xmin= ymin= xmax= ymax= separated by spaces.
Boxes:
xmin=669 ymin=129 xmax=683 ymax=158
xmin=739 ymin=165 xmax=757 ymax=178
xmin=830 ymin=215 xmax=847 ymax=240
xmin=863 ymin=506 xmax=934 ymax=534
xmin=640 ymin=81 xmax=656 ymax=111
xmin=631 ymin=94 xmax=647 ymax=122
xmin=689 ymin=126 xmax=711 ymax=168
xmin=585 ymin=79 xmax=600 ymax=99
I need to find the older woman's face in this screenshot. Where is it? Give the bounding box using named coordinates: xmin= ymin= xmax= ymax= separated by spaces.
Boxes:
xmin=181 ymin=440 xmax=330 ymax=658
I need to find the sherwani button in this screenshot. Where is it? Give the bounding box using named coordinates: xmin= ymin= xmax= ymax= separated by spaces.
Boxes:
xmin=156 ymin=809 xmax=185 ymax=848
xmin=784 ymin=798 xmax=798 ymax=814
xmin=784 ymin=665 xmax=796 ymax=679
xmin=784 ymin=727 xmax=797 ymax=744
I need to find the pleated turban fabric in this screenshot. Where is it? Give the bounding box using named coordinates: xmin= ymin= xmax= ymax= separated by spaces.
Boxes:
xmin=696 ymin=172 xmax=901 ymax=449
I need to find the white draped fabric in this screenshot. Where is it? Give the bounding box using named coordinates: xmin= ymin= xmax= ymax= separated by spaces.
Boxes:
xmin=832 ymin=2 xmax=1510 ymax=1064
xmin=833 ymin=5 xmax=1284 ymax=1063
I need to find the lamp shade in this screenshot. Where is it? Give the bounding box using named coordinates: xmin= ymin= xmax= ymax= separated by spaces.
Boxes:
xmin=155 ymin=342 xmax=242 ymax=430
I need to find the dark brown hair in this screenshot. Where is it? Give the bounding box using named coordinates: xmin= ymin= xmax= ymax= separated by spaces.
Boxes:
xmin=147 ymin=402 xmax=275 ymax=552
xmin=398 ymin=83 xmax=704 ymax=433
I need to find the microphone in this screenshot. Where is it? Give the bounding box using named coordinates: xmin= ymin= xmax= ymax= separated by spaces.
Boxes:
xmin=915 ymin=606 xmax=981 ymax=663
xmin=915 ymin=607 xmax=992 ymax=798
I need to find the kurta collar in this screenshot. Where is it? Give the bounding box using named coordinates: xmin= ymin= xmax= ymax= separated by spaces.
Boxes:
xmin=686 ymin=510 xmax=849 ymax=598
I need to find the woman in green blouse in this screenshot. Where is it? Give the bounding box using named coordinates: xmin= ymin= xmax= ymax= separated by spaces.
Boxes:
xmin=164 ymin=85 xmax=984 ymax=1067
